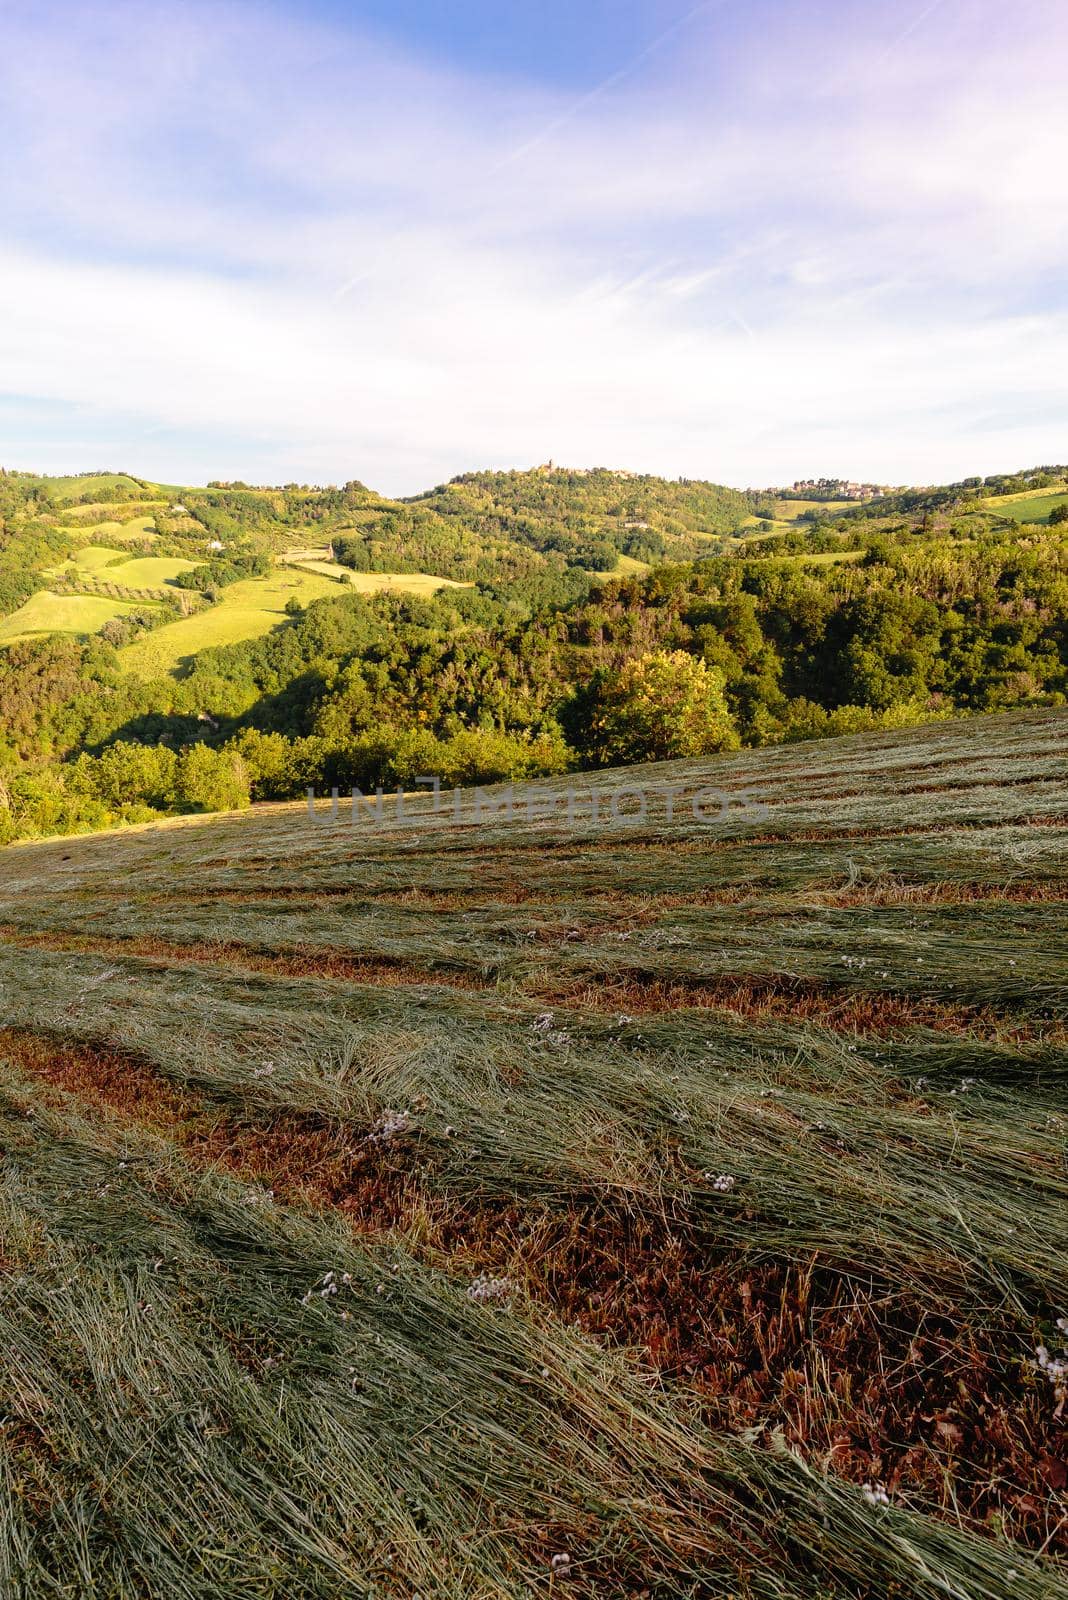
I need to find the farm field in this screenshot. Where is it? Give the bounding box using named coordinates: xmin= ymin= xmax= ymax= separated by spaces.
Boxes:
xmin=96 ymin=553 xmax=200 ymax=587
xmin=0 ymin=710 xmax=1065 ymax=1598
xmin=119 ymin=561 xmax=476 ymax=677
xmin=740 ymin=500 xmax=855 ymax=532
xmin=585 ymin=551 xmax=651 ymax=581
xmin=49 ymin=549 xmax=199 ymax=587
xmin=116 ymin=567 xmax=349 ymax=675
xmin=65 ymin=544 xmax=130 ymax=573
xmin=0 ymin=589 xmax=155 ymax=643
xmin=983 ymin=488 xmax=1068 ymax=524
xmin=282 ymin=553 xmax=471 ymax=593
xmin=12 ymin=472 xmax=149 ymax=502
xmin=61 ymin=516 xmax=160 ymax=543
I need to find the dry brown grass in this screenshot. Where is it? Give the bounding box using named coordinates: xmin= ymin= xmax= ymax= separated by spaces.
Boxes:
xmin=0 ymin=930 xmax=491 ymax=990
xmin=539 ymin=973 xmax=1052 ymax=1040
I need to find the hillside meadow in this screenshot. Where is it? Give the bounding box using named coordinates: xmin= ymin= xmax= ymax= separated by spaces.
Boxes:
xmin=0 ymin=709 xmax=1065 ymax=1598
xmin=0 ymin=590 xmax=156 ymax=645
xmin=981 ymin=486 xmax=1068 ymax=523
xmin=0 ymin=460 xmax=1065 ymax=851
xmin=115 ymin=565 xmax=465 ymax=676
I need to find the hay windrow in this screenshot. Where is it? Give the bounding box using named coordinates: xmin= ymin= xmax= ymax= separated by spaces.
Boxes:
xmin=0 ymin=711 xmax=1065 ymax=1598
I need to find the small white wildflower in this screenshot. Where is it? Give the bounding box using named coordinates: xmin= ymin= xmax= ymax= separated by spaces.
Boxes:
xmin=1029 ymin=1339 xmax=1068 ymax=1407
xmin=369 ymin=1110 xmax=410 ymax=1143
xmin=712 ymin=1174 xmax=736 ymax=1193
xmin=467 ymin=1275 xmax=516 ymax=1304
xmin=550 ymin=1552 xmax=572 ymax=1576
xmin=862 ymin=1482 xmax=890 ymax=1507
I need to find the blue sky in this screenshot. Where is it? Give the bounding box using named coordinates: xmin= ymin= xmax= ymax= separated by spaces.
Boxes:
xmin=0 ymin=0 xmax=1065 ymax=493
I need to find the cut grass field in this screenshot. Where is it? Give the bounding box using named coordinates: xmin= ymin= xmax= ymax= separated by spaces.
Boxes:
xmin=0 ymin=590 xmax=156 ymax=644
xmin=0 ymin=709 xmax=1065 ymax=1598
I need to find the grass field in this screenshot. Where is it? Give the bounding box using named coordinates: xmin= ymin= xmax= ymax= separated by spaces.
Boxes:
xmin=0 ymin=590 xmax=155 ymax=644
xmin=59 ymin=517 xmax=160 ymax=545
xmin=97 ymin=554 xmax=200 ymax=587
xmin=48 ymin=548 xmax=195 ymax=587
xmin=59 ymin=502 xmax=164 ymax=525
xmin=982 ymin=487 xmax=1068 ymax=524
xmin=282 ymin=553 xmax=472 ymax=593
xmin=0 ymin=710 xmax=1065 ymax=1598
xmin=741 ymin=501 xmax=855 ymax=531
xmin=117 ymin=568 xmax=348 ymax=675
xmin=71 ymin=545 xmax=128 ymax=572
xmin=586 ymin=552 xmax=651 ymax=581
xmin=12 ymin=472 xmax=150 ymax=503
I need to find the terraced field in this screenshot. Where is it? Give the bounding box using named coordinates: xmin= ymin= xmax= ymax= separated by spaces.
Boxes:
xmin=0 ymin=710 xmax=1065 ymax=1598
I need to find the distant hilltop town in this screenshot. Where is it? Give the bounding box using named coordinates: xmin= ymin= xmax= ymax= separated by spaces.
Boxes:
xmin=787 ymin=477 xmax=889 ymax=501
xmin=531 ymin=464 xmax=890 ymax=498
xmin=534 ymin=461 xmax=640 ymax=480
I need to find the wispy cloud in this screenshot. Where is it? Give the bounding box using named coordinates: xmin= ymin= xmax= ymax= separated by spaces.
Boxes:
xmin=0 ymin=0 xmax=1065 ymax=491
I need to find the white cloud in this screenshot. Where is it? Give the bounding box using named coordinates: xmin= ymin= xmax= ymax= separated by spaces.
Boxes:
xmin=0 ymin=0 xmax=1065 ymax=491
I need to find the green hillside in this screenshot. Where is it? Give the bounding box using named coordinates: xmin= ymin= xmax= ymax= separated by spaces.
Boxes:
xmin=982 ymin=486 xmax=1068 ymax=523
xmin=0 ymin=590 xmax=157 ymax=644
xmin=0 ymin=459 xmax=1065 ymax=846
xmin=0 ymin=711 xmax=1064 ymax=1597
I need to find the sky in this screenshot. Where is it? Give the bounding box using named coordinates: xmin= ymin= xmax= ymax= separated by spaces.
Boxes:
xmin=0 ymin=0 xmax=1066 ymax=495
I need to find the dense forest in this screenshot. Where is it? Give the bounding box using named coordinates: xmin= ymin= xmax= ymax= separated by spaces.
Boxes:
xmin=0 ymin=462 xmax=1065 ymax=841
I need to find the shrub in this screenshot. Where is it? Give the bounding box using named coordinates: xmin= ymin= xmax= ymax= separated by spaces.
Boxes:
xmin=570 ymin=650 xmax=739 ymax=767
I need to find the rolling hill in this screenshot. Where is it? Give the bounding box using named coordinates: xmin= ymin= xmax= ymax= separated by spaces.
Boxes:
xmin=0 ymin=710 xmax=1065 ymax=1597
xmin=0 ymin=465 xmax=762 ymax=670
xmin=0 ymin=458 xmax=1065 ymax=849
